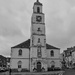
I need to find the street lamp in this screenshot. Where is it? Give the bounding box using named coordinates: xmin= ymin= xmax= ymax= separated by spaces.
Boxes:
xmin=9 ymin=67 xmax=11 ymax=75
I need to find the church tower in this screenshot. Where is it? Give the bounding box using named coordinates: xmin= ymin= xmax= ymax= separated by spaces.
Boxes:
xmin=30 ymin=0 xmax=47 ymax=72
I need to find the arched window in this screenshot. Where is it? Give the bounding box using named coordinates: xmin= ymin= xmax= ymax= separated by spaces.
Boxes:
xmin=18 ymin=61 xmax=22 ymax=68
xmin=38 ymin=38 xmax=40 ymax=43
xmin=37 ymin=7 xmax=40 ymax=13
xmin=37 ymin=47 xmax=42 ymax=58
xmin=18 ymin=49 xmax=22 ymax=56
xmin=37 ymin=28 xmax=41 ymax=32
xmin=50 ymin=50 xmax=54 ymax=57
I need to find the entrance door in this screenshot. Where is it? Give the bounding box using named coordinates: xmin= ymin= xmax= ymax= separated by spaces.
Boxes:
xmin=37 ymin=62 xmax=41 ymax=72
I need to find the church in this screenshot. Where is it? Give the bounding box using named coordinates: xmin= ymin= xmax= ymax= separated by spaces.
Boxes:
xmin=10 ymin=0 xmax=61 ymax=72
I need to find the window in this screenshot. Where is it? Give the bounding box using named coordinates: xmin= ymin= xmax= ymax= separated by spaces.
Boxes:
xmin=18 ymin=61 xmax=22 ymax=68
xmin=51 ymin=61 xmax=55 ymax=69
xmin=37 ymin=28 xmax=41 ymax=32
xmin=37 ymin=47 xmax=42 ymax=58
xmin=51 ymin=50 xmax=54 ymax=57
xmin=37 ymin=28 xmax=42 ymax=35
xmin=70 ymin=51 xmax=72 ymax=55
xmin=38 ymin=38 xmax=40 ymax=43
xmin=37 ymin=7 xmax=40 ymax=13
xmin=18 ymin=49 xmax=22 ymax=56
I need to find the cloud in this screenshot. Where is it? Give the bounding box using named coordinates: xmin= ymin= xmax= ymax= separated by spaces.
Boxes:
xmin=66 ymin=0 xmax=75 ymax=6
xmin=41 ymin=0 xmax=75 ymax=52
xmin=0 ymin=0 xmax=32 ymax=56
xmin=0 ymin=0 xmax=75 ymax=56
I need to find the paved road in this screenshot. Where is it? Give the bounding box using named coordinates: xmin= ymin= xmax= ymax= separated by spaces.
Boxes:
xmin=1 ymin=70 xmax=75 ymax=75
xmin=63 ymin=69 xmax=75 ymax=75
xmin=0 ymin=71 xmax=9 ymax=75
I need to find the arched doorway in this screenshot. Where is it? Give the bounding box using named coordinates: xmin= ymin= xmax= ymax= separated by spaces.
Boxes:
xmin=37 ymin=62 xmax=41 ymax=72
xmin=18 ymin=61 xmax=22 ymax=71
xmin=51 ymin=61 xmax=55 ymax=69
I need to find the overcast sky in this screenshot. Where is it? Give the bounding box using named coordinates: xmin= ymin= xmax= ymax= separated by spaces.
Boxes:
xmin=0 ymin=0 xmax=75 ymax=56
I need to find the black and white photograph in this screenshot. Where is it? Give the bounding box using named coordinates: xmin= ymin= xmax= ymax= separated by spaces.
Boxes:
xmin=0 ymin=0 xmax=75 ymax=75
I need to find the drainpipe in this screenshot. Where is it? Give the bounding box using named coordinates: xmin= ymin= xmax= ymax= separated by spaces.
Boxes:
xmin=29 ymin=47 xmax=30 ymax=71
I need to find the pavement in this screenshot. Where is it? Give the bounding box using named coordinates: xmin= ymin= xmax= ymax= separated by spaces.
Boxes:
xmin=0 ymin=71 xmax=9 ymax=75
xmin=0 ymin=71 xmax=64 ymax=75
xmin=1 ymin=69 xmax=75 ymax=75
xmin=63 ymin=69 xmax=75 ymax=75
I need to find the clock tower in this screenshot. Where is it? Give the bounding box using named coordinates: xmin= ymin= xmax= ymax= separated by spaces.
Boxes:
xmin=30 ymin=0 xmax=47 ymax=72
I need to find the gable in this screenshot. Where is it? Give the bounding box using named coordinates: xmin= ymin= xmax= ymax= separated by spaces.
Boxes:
xmin=11 ymin=39 xmax=30 ymax=49
xmin=46 ymin=44 xmax=60 ymax=49
xmin=11 ymin=39 xmax=60 ymax=50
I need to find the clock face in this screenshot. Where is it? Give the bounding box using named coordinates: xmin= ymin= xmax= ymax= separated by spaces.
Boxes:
xmin=36 ymin=16 xmax=42 ymax=22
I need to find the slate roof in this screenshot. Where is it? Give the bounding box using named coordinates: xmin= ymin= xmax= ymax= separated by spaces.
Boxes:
xmin=11 ymin=39 xmax=60 ymax=50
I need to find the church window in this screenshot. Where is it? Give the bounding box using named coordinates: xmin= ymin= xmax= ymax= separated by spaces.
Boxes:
xmin=18 ymin=49 xmax=22 ymax=56
xmin=50 ymin=50 xmax=54 ymax=57
xmin=37 ymin=7 xmax=40 ymax=13
xmin=51 ymin=61 xmax=55 ymax=69
xmin=37 ymin=47 xmax=42 ymax=58
xmin=37 ymin=28 xmax=41 ymax=32
xmin=38 ymin=38 xmax=40 ymax=43
xmin=18 ymin=61 xmax=22 ymax=68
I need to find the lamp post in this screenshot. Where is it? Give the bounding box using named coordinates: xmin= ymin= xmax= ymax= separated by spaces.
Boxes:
xmin=29 ymin=47 xmax=30 ymax=72
xmin=9 ymin=67 xmax=11 ymax=75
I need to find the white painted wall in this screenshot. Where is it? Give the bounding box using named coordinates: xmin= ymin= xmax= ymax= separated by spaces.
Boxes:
xmin=47 ymin=49 xmax=60 ymax=58
xmin=72 ymin=51 xmax=75 ymax=63
xmin=47 ymin=60 xmax=61 ymax=68
xmin=30 ymin=47 xmax=37 ymax=58
xmin=10 ymin=59 xmax=29 ymax=69
xmin=32 ymin=35 xmax=46 ymax=46
xmin=32 ymin=24 xmax=45 ymax=35
xmin=30 ymin=47 xmax=46 ymax=58
xmin=10 ymin=48 xmax=30 ymax=69
xmin=46 ymin=49 xmax=61 ymax=68
xmin=41 ymin=48 xmax=46 ymax=58
xmin=11 ymin=48 xmax=29 ymax=58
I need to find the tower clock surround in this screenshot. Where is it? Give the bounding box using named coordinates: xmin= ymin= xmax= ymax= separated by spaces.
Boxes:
xmin=36 ymin=16 xmax=42 ymax=22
